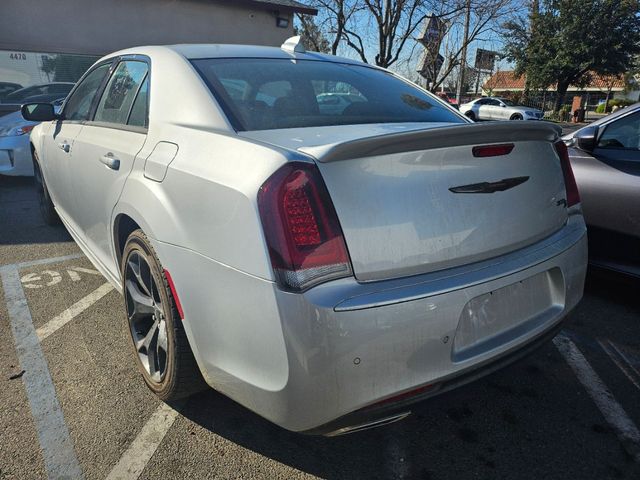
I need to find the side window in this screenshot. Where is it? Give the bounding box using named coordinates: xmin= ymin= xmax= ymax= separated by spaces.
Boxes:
xmin=127 ymin=75 xmax=149 ymax=128
xmin=312 ymin=80 xmax=367 ymax=115
xmin=94 ymin=61 xmax=148 ymax=126
xmin=475 ymin=99 xmax=487 ymax=105
xmin=63 ymin=63 xmax=111 ymax=121
xmin=220 ymin=79 xmax=248 ymax=101
xmin=486 ymin=99 xmax=500 ymax=106
xmin=598 ymin=112 xmax=640 ymax=150
xmin=256 ymin=80 xmax=292 ymax=107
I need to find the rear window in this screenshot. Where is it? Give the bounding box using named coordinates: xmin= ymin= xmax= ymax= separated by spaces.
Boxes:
xmin=191 ymin=58 xmax=463 ymax=131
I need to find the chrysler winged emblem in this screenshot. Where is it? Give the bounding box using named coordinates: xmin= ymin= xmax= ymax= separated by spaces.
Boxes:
xmin=449 ymin=176 xmax=529 ymax=194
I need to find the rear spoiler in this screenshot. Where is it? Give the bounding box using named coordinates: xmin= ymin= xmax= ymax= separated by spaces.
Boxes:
xmin=299 ymin=121 xmax=562 ymax=163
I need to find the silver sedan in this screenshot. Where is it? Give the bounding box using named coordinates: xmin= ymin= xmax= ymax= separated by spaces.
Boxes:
xmin=0 ymin=99 xmax=63 ymax=176
xmin=24 ymin=39 xmax=587 ymax=435
xmin=460 ymin=97 xmax=544 ymax=121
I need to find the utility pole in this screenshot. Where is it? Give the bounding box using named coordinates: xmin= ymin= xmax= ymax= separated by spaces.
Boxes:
xmin=456 ymin=0 xmax=471 ymax=104
xmin=524 ymin=0 xmax=539 ymax=103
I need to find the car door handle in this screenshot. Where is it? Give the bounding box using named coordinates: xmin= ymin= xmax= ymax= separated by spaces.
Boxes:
xmin=99 ymin=154 xmax=120 ymax=170
xmin=58 ymin=142 xmax=70 ymax=153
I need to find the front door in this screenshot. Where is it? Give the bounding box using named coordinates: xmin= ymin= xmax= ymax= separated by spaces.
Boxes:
xmin=44 ymin=63 xmax=112 ymax=226
xmin=66 ymin=60 xmax=149 ymax=275
xmin=574 ymin=110 xmax=640 ymax=266
xmin=589 ymin=111 xmax=640 ymax=237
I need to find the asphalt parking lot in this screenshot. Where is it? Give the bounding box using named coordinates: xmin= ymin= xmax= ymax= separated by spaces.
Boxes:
xmin=1 ymin=175 xmax=639 ymax=480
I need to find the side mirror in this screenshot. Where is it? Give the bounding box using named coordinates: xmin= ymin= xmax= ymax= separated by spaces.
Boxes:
xmin=574 ymin=125 xmax=598 ymax=152
xmin=21 ymin=103 xmax=58 ymax=122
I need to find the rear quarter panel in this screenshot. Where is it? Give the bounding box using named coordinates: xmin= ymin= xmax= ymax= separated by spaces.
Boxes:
xmin=114 ymin=126 xmax=299 ymax=281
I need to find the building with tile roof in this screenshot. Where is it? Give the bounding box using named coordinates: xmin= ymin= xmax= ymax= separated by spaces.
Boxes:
xmin=482 ymin=70 xmax=636 ymax=100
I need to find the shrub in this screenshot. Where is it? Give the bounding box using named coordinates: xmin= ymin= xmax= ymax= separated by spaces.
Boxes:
xmin=596 ymin=98 xmax=634 ymax=113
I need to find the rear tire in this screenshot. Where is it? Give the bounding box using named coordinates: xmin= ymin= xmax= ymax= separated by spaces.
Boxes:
xmin=464 ymin=111 xmax=476 ymax=121
xmin=121 ymin=229 xmax=207 ymax=401
xmin=33 ymin=152 xmax=60 ymax=226
xmin=510 ymin=113 xmax=523 ymax=120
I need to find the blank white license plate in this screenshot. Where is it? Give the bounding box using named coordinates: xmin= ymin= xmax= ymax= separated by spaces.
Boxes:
xmin=452 ymin=269 xmax=564 ymax=362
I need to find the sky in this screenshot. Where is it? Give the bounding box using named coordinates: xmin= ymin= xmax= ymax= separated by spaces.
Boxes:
xmin=299 ymin=1 xmax=522 ymax=85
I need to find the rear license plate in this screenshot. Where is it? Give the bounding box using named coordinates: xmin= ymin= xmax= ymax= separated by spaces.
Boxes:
xmin=452 ymin=268 xmax=564 ymax=362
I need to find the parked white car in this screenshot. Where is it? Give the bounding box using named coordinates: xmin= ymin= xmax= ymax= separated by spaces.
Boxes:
xmin=0 ymin=99 xmax=63 ymax=176
xmin=23 ymin=39 xmax=587 ymax=435
xmin=460 ymin=97 xmax=544 ymax=121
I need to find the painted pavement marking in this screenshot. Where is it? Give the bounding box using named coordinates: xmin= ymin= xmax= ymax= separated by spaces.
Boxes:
xmin=554 ymin=333 xmax=640 ymax=462
xmin=12 ymin=253 xmax=83 ymax=269
xmin=105 ymin=402 xmax=182 ymax=480
xmin=36 ymin=282 xmax=115 ymax=341
xmin=21 ymin=266 xmax=101 ymax=289
xmin=1 ymin=262 xmax=84 ymax=479
xmin=598 ymin=338 xmax=640 ymax=392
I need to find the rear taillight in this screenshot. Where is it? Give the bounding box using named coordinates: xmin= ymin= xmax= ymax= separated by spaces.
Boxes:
xmin=554 ymin=141 xmax=580 ymax=207
xmin=258 ymin=162 xmax=352 ymax=291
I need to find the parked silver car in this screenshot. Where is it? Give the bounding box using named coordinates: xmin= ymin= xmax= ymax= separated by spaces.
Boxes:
xmin=460 ymin=97 xmax=544 ymax=121
xmin=0 ymin=99 xmax=63 ymax=176
xmin=23 ymin=39 xmax=587 ymax=435
xmin=563 ymin=103 xmax=640 ymax=277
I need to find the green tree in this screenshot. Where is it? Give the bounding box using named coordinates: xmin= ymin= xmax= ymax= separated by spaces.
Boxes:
xmin=502 ymin=0 xmax=640 ymax=112
xmin=294 ymin=14 xmax=331 ymax=53
xmin=41 ymin=54 xmax=97 ymax=83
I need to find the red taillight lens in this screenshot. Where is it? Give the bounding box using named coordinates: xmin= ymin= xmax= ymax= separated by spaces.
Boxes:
xmin=258 ymin=162 xmax=352 ymax=291
xmin=16 ymin=124 xmax=35 ymax=136
xmin=472 ymin=143 xmax=514 ymax=157
xmin=554 ymin=141 xmax=580 ymax=207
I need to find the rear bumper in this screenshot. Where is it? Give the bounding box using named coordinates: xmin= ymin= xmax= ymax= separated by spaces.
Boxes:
xmin=305 ymin=315 xmax=566 ymax=435
xmin=154 ymin=214 xmax=587 ymax=433
xmin=0 ymin=135 xmax=33 ymax=176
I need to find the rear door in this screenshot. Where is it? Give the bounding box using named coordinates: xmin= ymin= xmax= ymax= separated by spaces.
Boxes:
xmin=65 ymin=59 xmax=149 ymax=274
xmin=43 ymin=62 xmax=112 ymax=227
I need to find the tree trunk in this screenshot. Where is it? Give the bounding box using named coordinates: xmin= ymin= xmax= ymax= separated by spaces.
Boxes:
xmin=554 ymin=81 xmax=569 ymax=113
xmin=604 ymin=87 xmax=612 ymax=113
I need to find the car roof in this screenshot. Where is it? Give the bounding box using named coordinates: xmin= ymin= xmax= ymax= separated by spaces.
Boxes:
xmin=104 ymin=44 xmax=377 ymax=69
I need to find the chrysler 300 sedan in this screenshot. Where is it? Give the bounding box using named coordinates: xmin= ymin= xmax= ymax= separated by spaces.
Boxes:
xmin=23 ymin=38 xmax=587 ymax=435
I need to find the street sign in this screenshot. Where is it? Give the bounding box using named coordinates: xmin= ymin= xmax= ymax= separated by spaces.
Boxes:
xmin=416 ymin=16 xmax=448 ymax=82
xmin=474 ymin=49 xmax=499 ymax=71
xmin=418 ymin=54 xmax=444 ymax=81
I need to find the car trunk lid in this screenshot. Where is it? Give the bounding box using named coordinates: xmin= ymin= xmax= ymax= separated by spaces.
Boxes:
xmin=242 ymin=122 xmax=567 ymax=282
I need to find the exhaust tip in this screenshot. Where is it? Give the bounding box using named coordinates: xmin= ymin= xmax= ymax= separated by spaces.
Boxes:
xmin=324 ymin=411 xmax=412 ymax=437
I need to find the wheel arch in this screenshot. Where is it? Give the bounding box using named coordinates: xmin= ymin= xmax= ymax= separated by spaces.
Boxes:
xmin=113 ymin=213 xmax=142 ymax=271
xmin=30 ymin=142 xmax=38 ymax=169
xmin=111 ymin=177 xmax=185 ymax=277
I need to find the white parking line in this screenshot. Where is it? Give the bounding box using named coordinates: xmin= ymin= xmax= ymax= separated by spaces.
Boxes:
xmin=554 ymin=333 xmax=640 ymax=462
xmin=106 ymin=402 xmax=182 ymax=480
xmin=14 ymin=253 xmax=84 ymax=269
xmin=0 ymin=263 xmax=84 ymax=479
xmin=598 ymin=338 xmax=640 ymax=392
xmin=36 ymin=282 xmax=114 ymax=341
